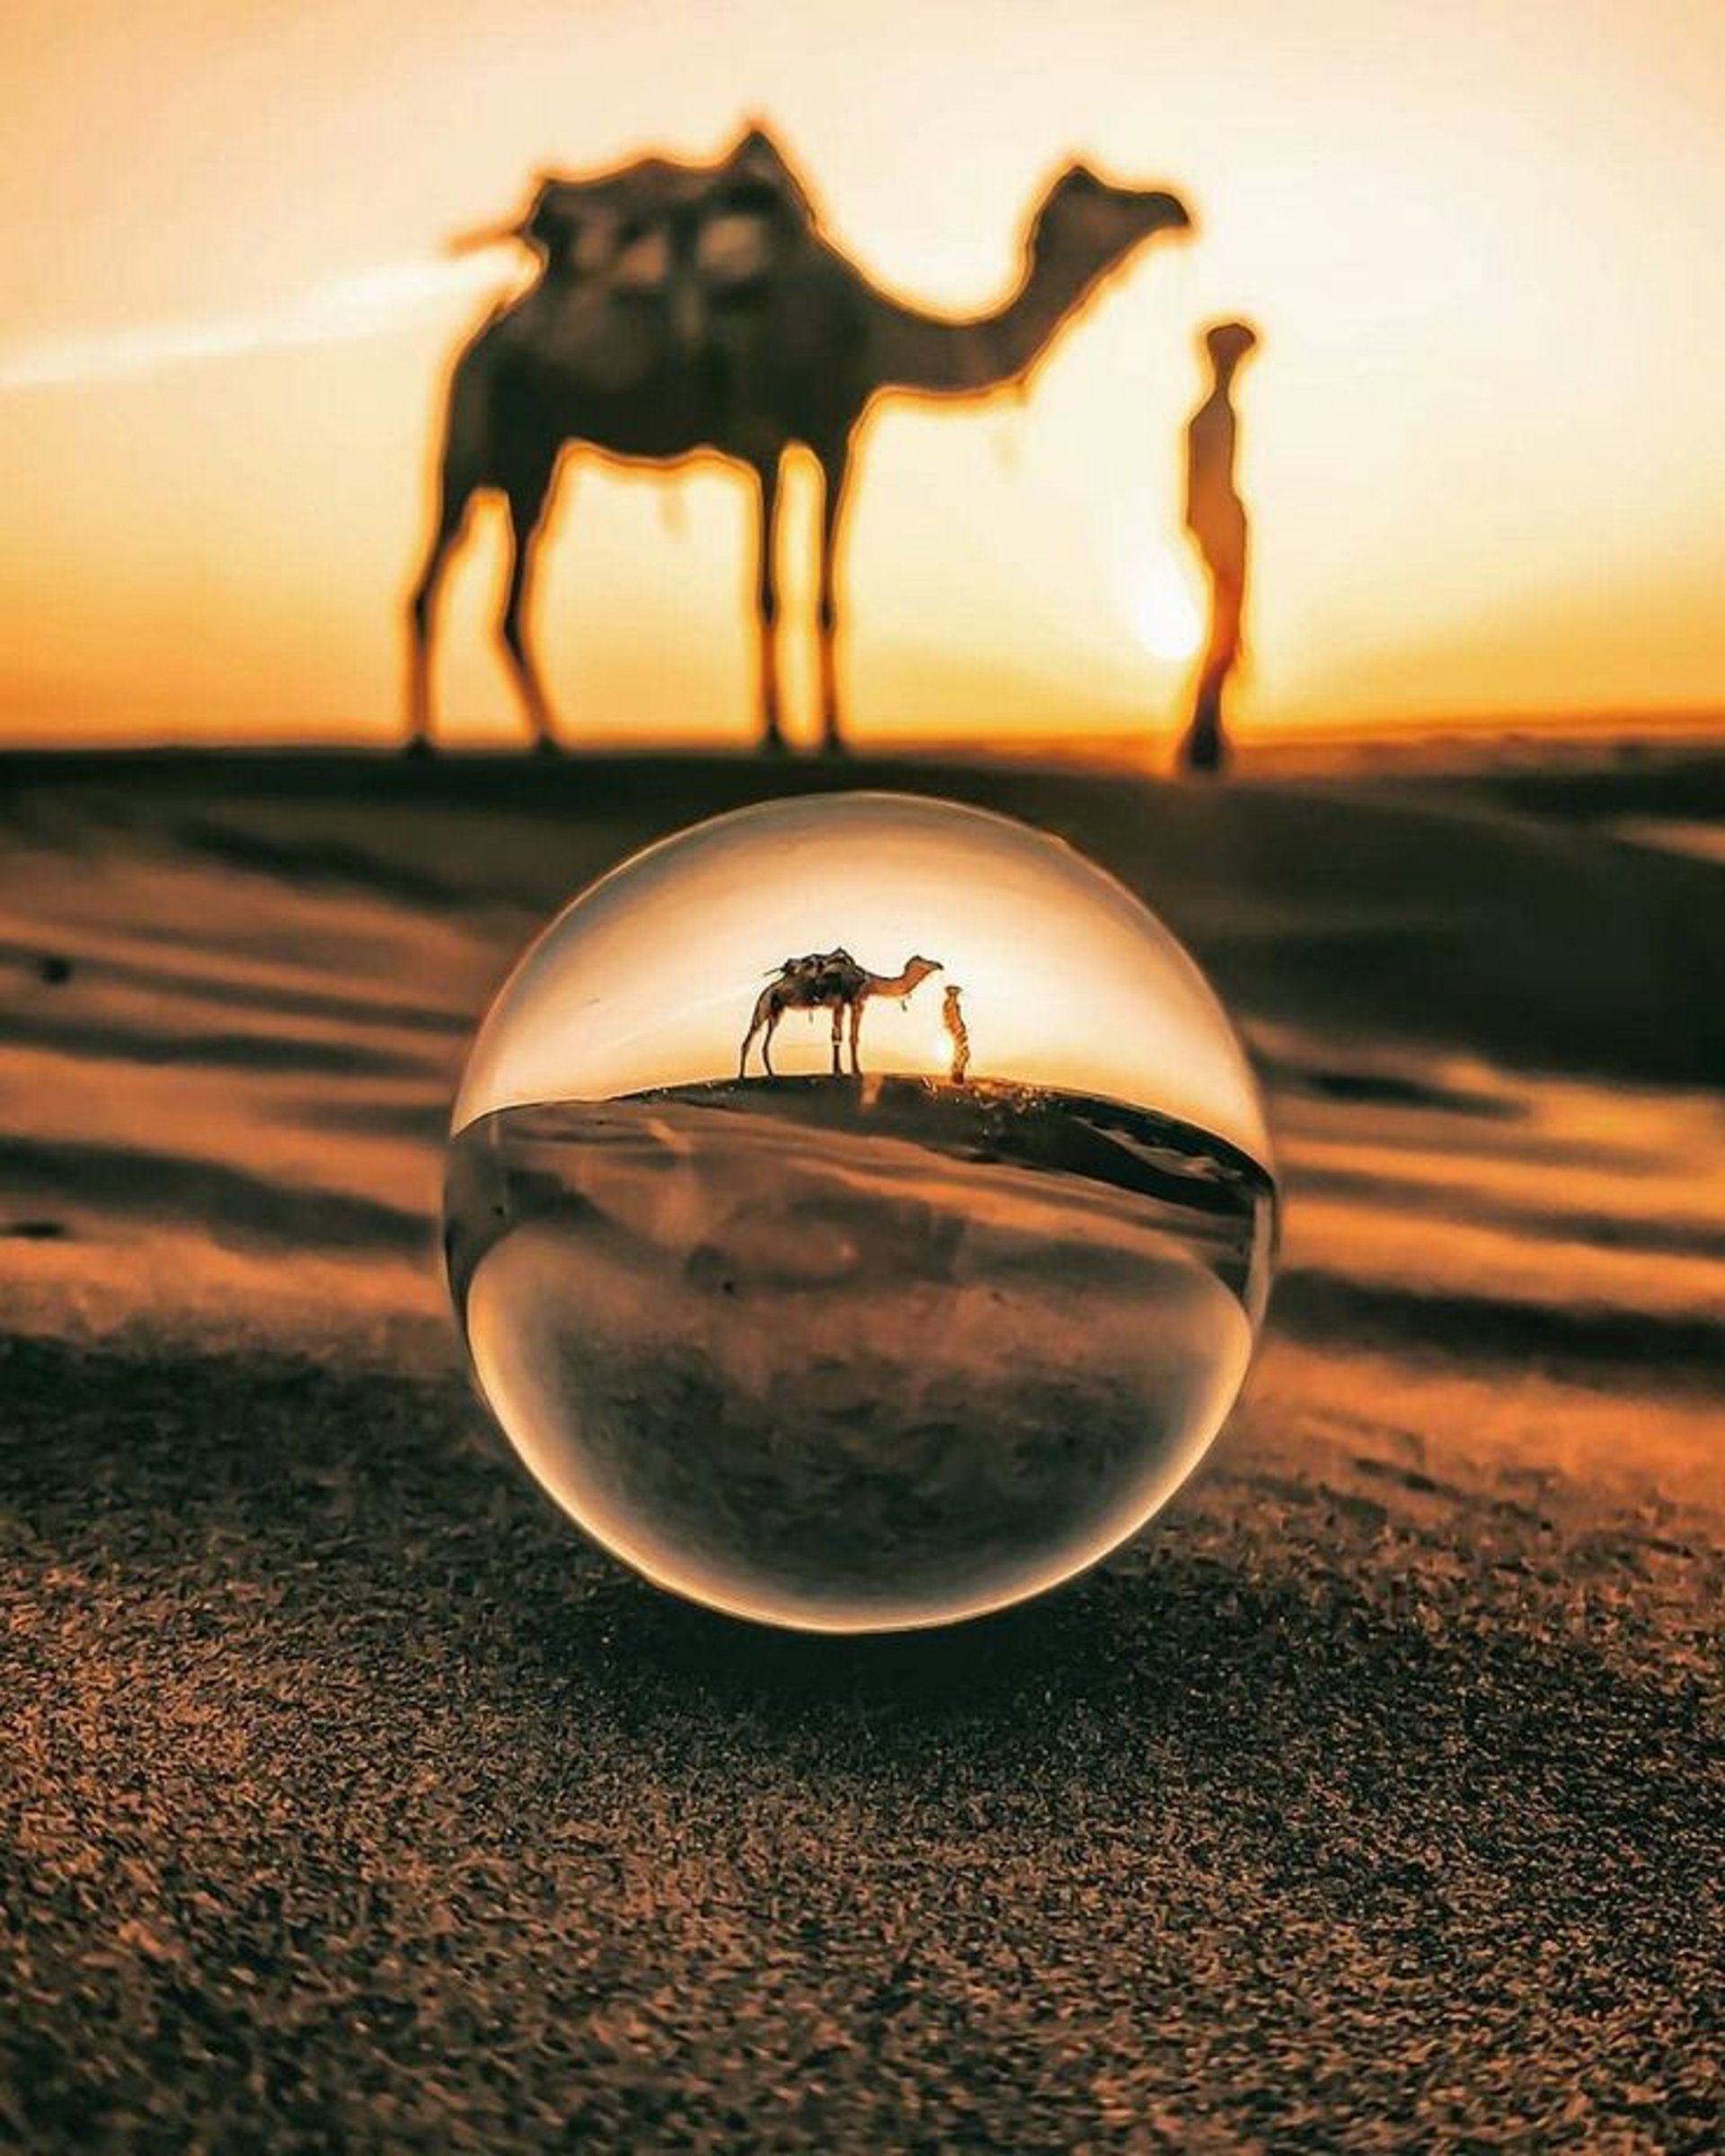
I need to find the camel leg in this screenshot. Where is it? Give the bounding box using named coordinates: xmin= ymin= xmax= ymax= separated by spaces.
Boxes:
xmin=848 ymin=999 xmax=863 ymax=1076
xmin=405 ymin=481 xmax=474 ymax=753
xmin=814 ymin=446 xmax=852 ymax=755
xmin=830 ymin=1004 xmax=845 ymax=1077
xmin=499 ymin=456 xmax=561 ymax=752
xmin=762 ymin=1009 xmax=782 ymax=1078
xmin=752 ymin=456 xmax=786 ymax=754
xmin=739 ymin=987 xmax=776 ymax=1077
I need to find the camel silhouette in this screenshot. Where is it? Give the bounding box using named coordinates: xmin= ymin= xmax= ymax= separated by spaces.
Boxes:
xmin=739 ymin=950 xmax=942 ymax=1079
xmin=408 ymin=126 xmax=1190 ymax=754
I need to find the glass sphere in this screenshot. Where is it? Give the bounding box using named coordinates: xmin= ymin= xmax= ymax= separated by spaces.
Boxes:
xmin=445 ymin=792 xmax=1276 ymax=1632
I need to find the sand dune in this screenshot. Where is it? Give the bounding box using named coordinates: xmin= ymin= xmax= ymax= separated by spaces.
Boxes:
xmin=4 ymin=749 xmax=1718 ymax=1374
xmin=2 ymin=747 xmax=1718 ymax=1488
xmin=1 ymin=745 xmax=1721 ymax=2146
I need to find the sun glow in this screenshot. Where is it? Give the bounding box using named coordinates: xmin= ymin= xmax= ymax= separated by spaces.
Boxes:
xmin=1121 ymin=544 xmax=1204 ymax=665
xmin=920 ymin=1012 xmax=956 ymax=1076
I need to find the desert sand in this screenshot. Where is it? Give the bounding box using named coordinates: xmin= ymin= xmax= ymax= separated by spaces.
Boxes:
xmin=2 ymin=744 xmax=1721 ymax=2148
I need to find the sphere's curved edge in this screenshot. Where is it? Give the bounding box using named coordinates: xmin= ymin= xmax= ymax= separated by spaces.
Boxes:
xmin=458 ymin=1280 xmax=1225 ymax=1637
xmin=508 ymin=1397 xmax=1228 ymax=1637
xmin=573 ymin=1506 xmax=1175 ymax=1639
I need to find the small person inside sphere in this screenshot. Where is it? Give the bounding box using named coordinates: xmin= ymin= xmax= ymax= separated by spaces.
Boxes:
xmin=942 ymin=984 xmax=971 ymax=1086
xmin=1180 ymin=319 xmax=1261 ymax=776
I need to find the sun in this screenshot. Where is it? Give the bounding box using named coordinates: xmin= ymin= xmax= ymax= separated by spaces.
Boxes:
xmin=1127 ymin=547 xmax=1205 ymax=663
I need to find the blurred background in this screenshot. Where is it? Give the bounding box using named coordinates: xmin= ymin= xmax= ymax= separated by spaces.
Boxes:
xmin=1 ymin=0 xmax=1721 ymax=755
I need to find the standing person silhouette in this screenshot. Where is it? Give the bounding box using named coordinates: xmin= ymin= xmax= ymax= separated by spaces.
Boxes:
xmin=941 ymin=985 xmax=971 ymax=1085
xmin=1180 ymin=320 xmax=1260 ymax=774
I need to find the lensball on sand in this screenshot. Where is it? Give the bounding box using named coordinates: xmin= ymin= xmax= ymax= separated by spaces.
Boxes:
xmin=445 ymin=793 xmax=1278 ymax=1630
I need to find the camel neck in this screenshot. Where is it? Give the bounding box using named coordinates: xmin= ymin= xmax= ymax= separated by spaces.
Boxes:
xmin=868 ymin=239 xmax=1114 ymax=399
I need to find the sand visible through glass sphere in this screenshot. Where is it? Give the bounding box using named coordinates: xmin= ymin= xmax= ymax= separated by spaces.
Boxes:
xmin=444 ymin=793 xmax=1277 ymax=1632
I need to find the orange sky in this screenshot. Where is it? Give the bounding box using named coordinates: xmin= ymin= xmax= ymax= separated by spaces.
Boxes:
xmin=0 ymin=0 xmax=1720 ymax=751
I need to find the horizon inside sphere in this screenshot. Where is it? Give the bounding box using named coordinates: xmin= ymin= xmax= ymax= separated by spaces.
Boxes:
xmin=444 ymin=791 xmax=1277 ymax=1633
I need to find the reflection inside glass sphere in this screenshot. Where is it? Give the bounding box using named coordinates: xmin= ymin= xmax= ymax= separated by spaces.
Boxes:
xmin=445 ymin=792 xmax=1277 ymax=1632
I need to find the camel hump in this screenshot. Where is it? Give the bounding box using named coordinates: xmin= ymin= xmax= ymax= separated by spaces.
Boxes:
xmin=771 ymin=948 xmax=862 ymax=998
xmin=518 ymin=130 xmax=816 ymax=277
xmin=718 ymin=127 xmax=818 ymax=234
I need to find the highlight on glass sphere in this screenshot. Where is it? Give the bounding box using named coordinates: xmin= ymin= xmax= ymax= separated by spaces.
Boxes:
xmin=444 ymin=791 xmax=1277 ymax=1633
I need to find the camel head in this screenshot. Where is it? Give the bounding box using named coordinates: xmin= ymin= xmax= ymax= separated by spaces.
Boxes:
xmin=898 ymin=956 xmax=943 ymax=994
xmin=1031 ymin=161 xmax=1191 ymax=277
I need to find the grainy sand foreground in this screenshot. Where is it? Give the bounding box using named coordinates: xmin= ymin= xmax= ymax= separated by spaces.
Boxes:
xmin=2 ymin=748 xmax=1721 ymax=2150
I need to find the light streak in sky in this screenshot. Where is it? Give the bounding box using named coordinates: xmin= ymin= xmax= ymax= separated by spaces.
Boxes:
xmin=0 ymin=253 xmax=510 ymax=393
